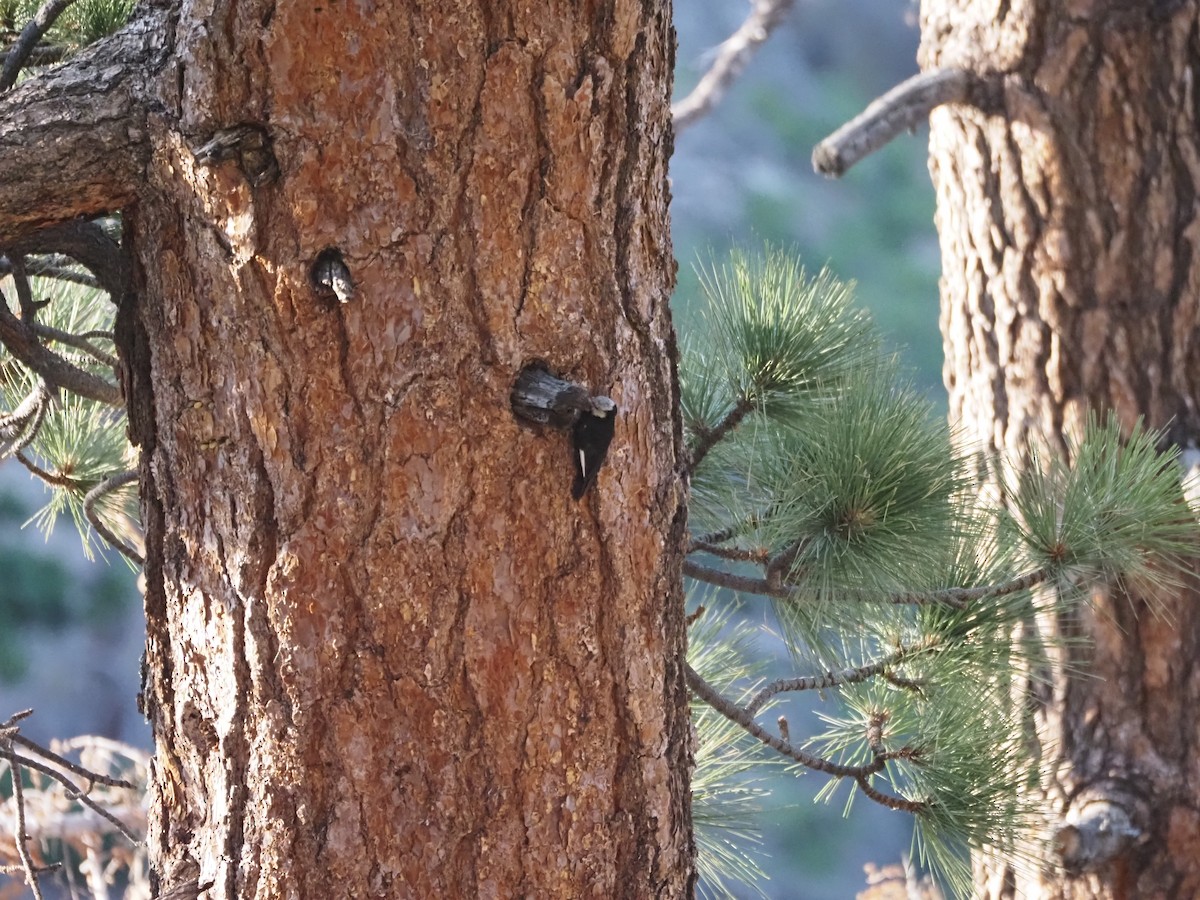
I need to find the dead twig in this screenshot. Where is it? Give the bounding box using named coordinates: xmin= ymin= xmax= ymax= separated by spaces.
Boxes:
xmin=9 ymin=753 xmax=47 ymax=900
xmin=813 ymin=68 xmax=975 ymax=177
xmin=672 ymin=0 xmax=795 ymax=133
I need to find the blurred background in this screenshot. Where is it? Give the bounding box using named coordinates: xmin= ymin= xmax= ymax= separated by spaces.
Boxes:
xmin=0 ymin=1 xmax=940 ymax=897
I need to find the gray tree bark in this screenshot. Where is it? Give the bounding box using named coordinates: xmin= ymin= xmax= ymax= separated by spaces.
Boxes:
xmin=924 ymin=1 xmax=1200 ymax=897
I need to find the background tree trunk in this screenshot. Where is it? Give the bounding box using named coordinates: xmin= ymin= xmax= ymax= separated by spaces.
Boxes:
xmin=119 ymin=3 xmax=692 ymax=897
xmin=923 ymin=1 xmax=1200 ymax=897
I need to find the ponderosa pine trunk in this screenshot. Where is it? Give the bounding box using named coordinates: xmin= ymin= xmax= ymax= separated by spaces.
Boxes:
xmin=923 ymin=1 xmax=1200 ymax=897
xmin=3 ymin=1 xmax=693 ymax=897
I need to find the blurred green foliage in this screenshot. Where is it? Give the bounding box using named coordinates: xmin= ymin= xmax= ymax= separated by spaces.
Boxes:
xmin=0 ymin=488 xmax=137 ymax=682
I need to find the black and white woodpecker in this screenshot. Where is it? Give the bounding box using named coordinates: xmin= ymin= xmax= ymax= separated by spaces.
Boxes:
xmin=571 ymin=395 xmax=617 ymax=500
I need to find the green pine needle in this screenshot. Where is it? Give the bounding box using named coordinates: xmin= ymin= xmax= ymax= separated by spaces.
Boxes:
xmin=1007 ymin=415 xmax=1196 ymax=597
xmin=688 ymin=599 xmax=778 ymax=899
xmin=681 ymin=247 xmax=878 ymax=451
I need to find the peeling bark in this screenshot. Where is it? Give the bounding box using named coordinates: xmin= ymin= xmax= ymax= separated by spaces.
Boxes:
xmin=924 ymin=2 xmax=1200 ymax=897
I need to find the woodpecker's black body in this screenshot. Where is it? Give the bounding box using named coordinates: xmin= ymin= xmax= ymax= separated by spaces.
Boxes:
xmin=571 ymin=397 xmax=617 ymax=499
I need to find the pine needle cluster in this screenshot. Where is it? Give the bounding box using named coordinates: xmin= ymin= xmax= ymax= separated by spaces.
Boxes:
xmin=680 ymin=247 xmax=1197 ymax=896
xmin=0 ymin=273 xmax=137 ymax=563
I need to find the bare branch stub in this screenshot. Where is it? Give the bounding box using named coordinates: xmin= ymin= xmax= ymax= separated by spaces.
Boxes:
xmin=671 ymin=0 xmax=796 ymax=133
xmin=510 ymin=363 xmax=593 ymax=429
xmin=812 ymin=68 xmax=976 ymax=178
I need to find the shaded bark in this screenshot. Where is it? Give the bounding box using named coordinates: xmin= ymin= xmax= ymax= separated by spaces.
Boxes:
xmin=924 ymin=2 xmax=1200 ymax=897
xmin=0 ymin=4 xmax=168 ymax=244
xmin=3 ymin=0 xmax=692 ymax=896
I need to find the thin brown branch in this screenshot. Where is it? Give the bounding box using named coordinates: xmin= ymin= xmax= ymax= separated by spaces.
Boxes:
xmin=0 ymin=378 xmax=50 ymax=457
xmin=0 ymin=296 xmax=121 ymax=403
xmin=84 ymin=469 xmax=143 ymax=565
xmin=31 ymin=322 xmax=117 ymax=368
xmin=20 ymin=258 xmax=101 ymax=289
xmin=685 ymin=663 xmax=885 ymax=779
xmin=688 ymin=511 xmax=768 ymax=551
xmin=10 ymin=733 xmax=137 ymax=790
xmin=672 ymin=0 xmax=796 ymax=133
xmin=883 ymin=670 xmax=926 ymax=694
xmin=688 ymin=540 xmax=769 ymax=563
xmin=8 ymin=255 xmax=40 ymax=320
xmin=813 ymin=68 xmax=975 ymax=178
xmin=9 ymin=754 xmax=47 ymax=900
xmin=687 ymin=395 xmax=756 ymax=473
xmin=854 ymin=774 xmax=925 ymax=813
xmin=1 ymin=750 xmax=140 ymax=844
xmin=746 ymin=656 xmax=895 ymax=714
xmin=682 ymin=558 xmax=1052 ymax=609
xmin=15 ymin=450 xmax=88 ymax=488
xmin=765 ymin=535 xmax=808 ymax=583
xmin=1 ymin=709 xmax=34 ymax=729
xmin=0 ymin=0 xmax=79 ymax=92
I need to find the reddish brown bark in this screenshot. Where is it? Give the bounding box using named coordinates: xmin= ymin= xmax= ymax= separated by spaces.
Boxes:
xmin=111 ymin=2 xmax=690 ymax=897
xmin=924 ymin=2 xmax=1200 ymax=897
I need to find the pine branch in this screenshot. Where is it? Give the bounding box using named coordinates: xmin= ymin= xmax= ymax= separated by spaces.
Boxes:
xmin=16 ymin=449 xmax=87 ymax=487
xmin=744 ymin=640 xmax=937 ymax=714
xmin=764 ymin=535 xmax=808 ymax=583
xmin=6 ymin=220 xmax=127 ymax=297
xmin=686 ymin=663 xmax=928 ymax=813
xmin=0 ymin=378 xmax=50 ymax=460
xmin=30 ymin=321 xmax=117 ymax=367
xmin=19 ymin=257 xmax=101 ymax=288
xmin=0 ymin=295 xmax=121 ymax=403
xmin=84 ymin=469 xmax=142 ymax=564
xmin=0 ymin=7 xmax=168 ymax=243
xmin=690 ymin=516 xmax=764 ymax=547
xmin=688 ymin=540 xmax=769 ymax=564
